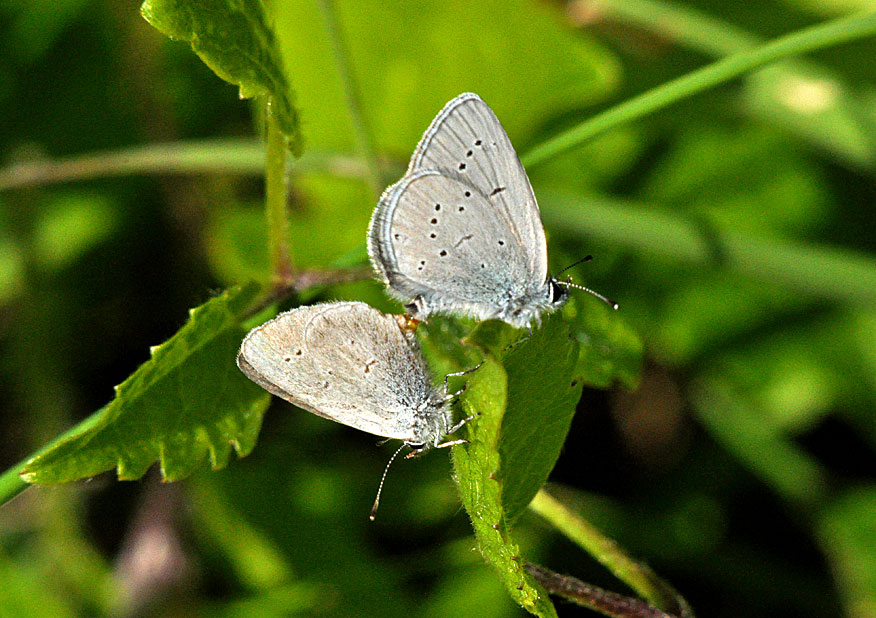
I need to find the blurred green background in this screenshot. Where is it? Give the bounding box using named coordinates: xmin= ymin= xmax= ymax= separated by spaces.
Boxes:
xmin=2 ymin=1 xmax=876 ymax=616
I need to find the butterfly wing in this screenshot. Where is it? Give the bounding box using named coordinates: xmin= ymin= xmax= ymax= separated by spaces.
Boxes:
xmin=237 ymin=302 xmax=436 ymax=442
xmin=369 ymin=93 xmax=549 ymax=319
xmin=373 ymin=170 xmax=538 ymax=320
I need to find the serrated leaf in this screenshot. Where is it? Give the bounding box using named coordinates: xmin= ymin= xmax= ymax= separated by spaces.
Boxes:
xmin=140 ymin=0 xmax=301 ymax=153
xmin=447 ymin=316 xmax=582 ymax=617
xmin=20 ymin=285 xmax=271 ymax=484
xmin=453 ymin=358 xmax=558 ymax=618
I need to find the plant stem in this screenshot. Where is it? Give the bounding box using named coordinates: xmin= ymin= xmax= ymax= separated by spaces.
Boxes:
xmin=522 ymin=11 xmax=876 ymax=167
xmin=317 ymin=0 xmax=383 ymax=201
xmin=579 ymin=0 xmax=759 ymax=56
xmin=0 ymin=409 xmax=108 ymax=506
xmin=265 ymin=102 xmax=294 ymax=285
xmin=526 ymin=563 xmax=677 ymax=618
xmin=529 ymin=489 xmax=692 ymax=616
xmin=0 ymin=462 xmax=29 ymax=506
xmin=0 ymin=141 xmax=390 ymax=191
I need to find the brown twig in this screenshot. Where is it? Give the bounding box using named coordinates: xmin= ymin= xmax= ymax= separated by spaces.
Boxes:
xmin=526 ymin=562 xmax=688 ymax=618
xmin=243 ymin=264 xmax=374 ymax=319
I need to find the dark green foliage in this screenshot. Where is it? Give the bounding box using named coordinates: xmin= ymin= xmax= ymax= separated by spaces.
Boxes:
xmin=1 ymin=1 xmax=875 ymax=617
xmin=21 ymin=285 xmax=271 ymax=483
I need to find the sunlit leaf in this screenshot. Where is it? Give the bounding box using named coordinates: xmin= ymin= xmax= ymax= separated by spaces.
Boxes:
xmin=488 ymin=318 xmax=583 ymax=522
xmin=21 ymin=284 xmax=271 ymax=484
xmin=429 ymin=316 xmax=581 ymax=616
xmin=452 ymin=358 xmax=558 ymax=618
xmin=274 ymin=0 xmax=620 ymax=158
xmin=141 ymin=0 xmax=301 ymax=152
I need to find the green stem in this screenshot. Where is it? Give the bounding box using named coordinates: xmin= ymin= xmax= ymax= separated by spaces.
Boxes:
xmin=0 ymin=140 xmax=387 ymax=191
xmin=522 ymin=11 xmax=876 ymax=167
xmin=529 ymin=489 xmax=691 ymax=616
xmin=317 ymin=0 xmax=383 ymax=200
xmin=0 ymin=462 xmax=30 ymax=506
xmin=585 ymin=0 xmax=759 ymax=56
xmin=0 ymin=409 xmax=107 ymax=506
xmin=265 ymin=102 xmax=293 ymax=284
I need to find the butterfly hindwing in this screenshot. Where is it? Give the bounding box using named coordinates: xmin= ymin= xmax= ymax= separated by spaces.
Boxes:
xmin=237 ymin=302 xmax=438 ymax=441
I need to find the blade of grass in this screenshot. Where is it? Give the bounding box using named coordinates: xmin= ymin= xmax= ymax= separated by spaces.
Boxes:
xmin=522 ymin=11 xmax=876 ymax=167
xmin=529 ymin=489 xmax=693 ymax=617
xmin=577 ymin=0 xmax=876 ymax=168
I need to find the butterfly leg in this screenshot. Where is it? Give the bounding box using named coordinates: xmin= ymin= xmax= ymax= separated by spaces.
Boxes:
xmin=446 ymin=412 xmax=479 ymax=436
xmin=442 ymin=360 xmax=485 ymax=398
xmin=434 ymin=437 xmax=470 ymax=450
xmin=504 ymin=324 xmax=533 ymax=352
xmin=403 ymin=295 xmax=429 ymax=322
xmin=424 ymin=411 xmax=479 ymax=453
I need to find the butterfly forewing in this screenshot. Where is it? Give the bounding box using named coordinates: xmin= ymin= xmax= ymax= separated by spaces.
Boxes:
xmin=409 ymin=93 xmax=548 ymax=281
xmin=380 ymin=171 xmax=535 ymax=314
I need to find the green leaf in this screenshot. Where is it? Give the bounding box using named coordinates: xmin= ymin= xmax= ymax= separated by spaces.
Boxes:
xmin=452 ymin=358 xmax=558 ymax=618
xmin=448 ymin=316 xmax=582 ymax=617
xmin=494 ymin=317 xmax=583 ymax=522
xmin=273 ymin=0 xmax=619 ymax=153
xmin=140 ymin=0 xmax=301 ymax=153
xmin=564 ymin=298 xmax=643 ymax=390
xmin=20 ymin=284 xmax=271 ymax=484
xmin=818 ymin=487 xmax=876 ymax=618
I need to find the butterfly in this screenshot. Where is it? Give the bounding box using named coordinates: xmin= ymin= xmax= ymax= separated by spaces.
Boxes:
xmin=368 ymin=92 xmax=614 ymax=330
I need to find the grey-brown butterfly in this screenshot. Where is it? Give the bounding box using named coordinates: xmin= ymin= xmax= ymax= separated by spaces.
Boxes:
xmin=368 ymin=92 xmax=615 ymax=330
xmin=236 ymin=301 xmax=475 ymax=518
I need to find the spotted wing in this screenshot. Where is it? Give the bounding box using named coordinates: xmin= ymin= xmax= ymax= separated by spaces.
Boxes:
xmin=237 ymin=302 xmax=435 ymax=441
xmin=369 ymin=93 xmax=548 ymax=314
xmin=413 ymin=93 xmax=546 ymax=278
xmin=373 ymin=170 xmax=541 ymax=321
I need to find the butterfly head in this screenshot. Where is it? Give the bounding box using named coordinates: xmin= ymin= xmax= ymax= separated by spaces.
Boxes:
xmin=547 ymin=277 xmax=570 ymax=307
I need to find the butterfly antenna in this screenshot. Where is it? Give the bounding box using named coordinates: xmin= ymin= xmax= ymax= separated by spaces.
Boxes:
xmin=370 ymin=443 xmax=407 ymax=521
xmin=555 ymin=255 xmax=593 ymax=277
xmin=556 ymin=280 xmax=619 ymax=310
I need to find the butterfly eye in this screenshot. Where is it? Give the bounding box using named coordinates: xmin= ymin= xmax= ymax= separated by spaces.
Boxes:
xmin=548 ymin=279 xmax=567 ymax=305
